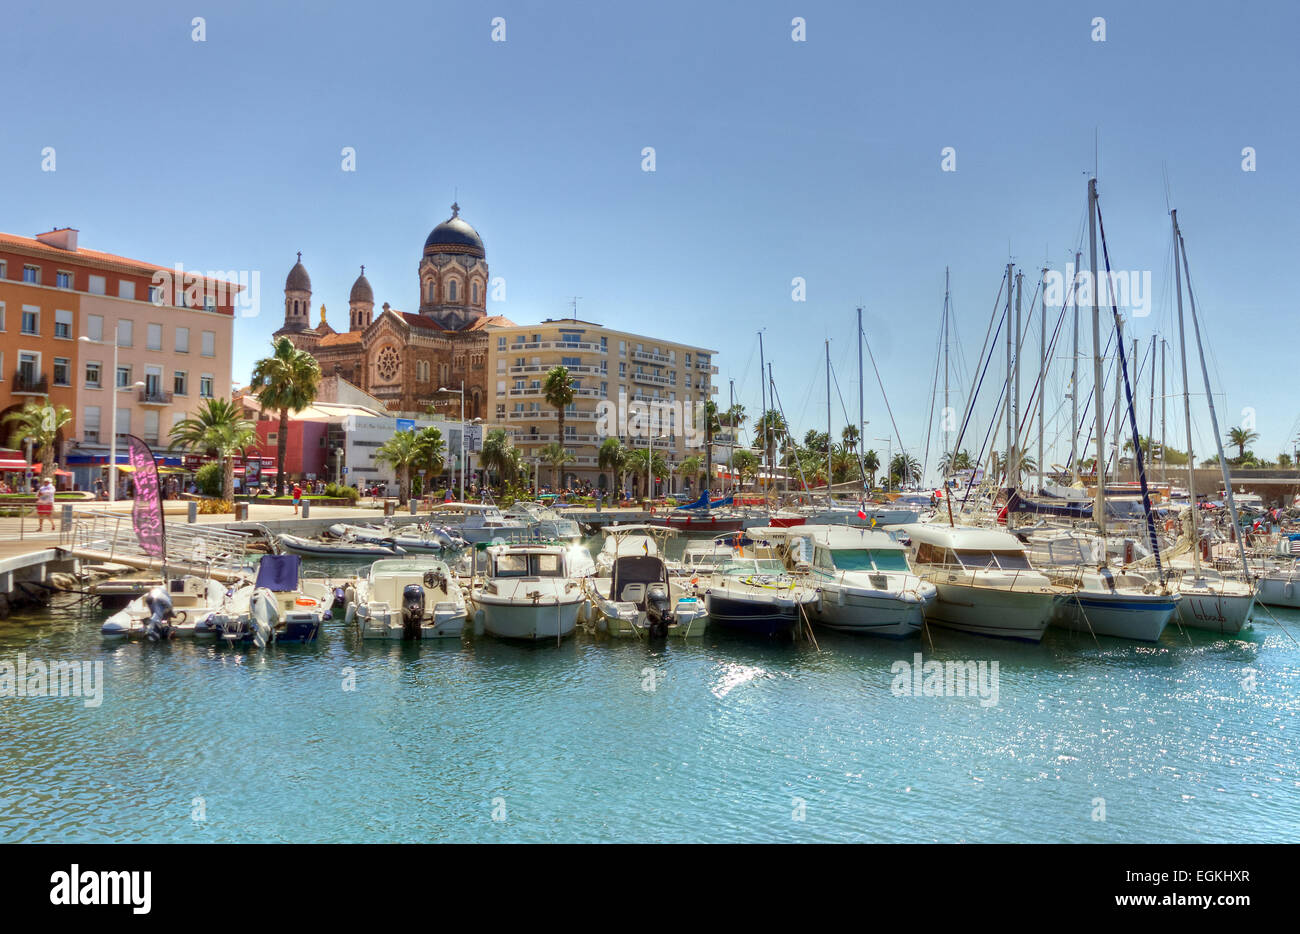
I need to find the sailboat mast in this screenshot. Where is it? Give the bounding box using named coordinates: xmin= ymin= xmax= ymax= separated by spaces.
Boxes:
xmin=1013 ymin=270 xmax=1023 ymax=487
xmin=826 ymin=339 xmax=832 ymax=504
xmin=1160 ymin=339 xmax=1167 ymax=485
xmin=1172 ymin=209 xmax=1199 ymax=574
xmin=1005 ymin=262 xmax=1014 ymax=484
xmin=1178 ymin=226 xmax=1251 ymax=578
xmin=758 ymin=329 xmax=767 ymax=493
xmin=1089 ymin=179 xmax=1107 ymax=532
xmin=858 ymin=306 xmax=866 ymax=490
xmin=943 ymin=271 xmax=950 ymax=465
xmin=1071 ymin=249 xmax=1081 ymax=483
xmin=1038 ymin=265 xmax=1047 ymax=492
xmin=1147 ymin=334 xmax=1156 ymax=488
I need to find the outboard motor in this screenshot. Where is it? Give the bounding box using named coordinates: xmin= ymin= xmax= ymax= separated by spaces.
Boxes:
xmin=645 ymin=583 xmax=673 ymax=639
xmin=142 ymin=587 xmax=177 ymax=642
xmin=332 ymin=586 xmax=347 ymax=611
xmin=402 ymin=584 xmax=425 ymax=640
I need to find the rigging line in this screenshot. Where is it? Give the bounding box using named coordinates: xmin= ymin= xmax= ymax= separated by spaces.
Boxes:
xmin=860 ymin=327 xmax=912 ymax=472
xmin=1096 ymin=194 xmax=1164 ymax=581
xmin=921 ymin=311 xmax=943 ymax=483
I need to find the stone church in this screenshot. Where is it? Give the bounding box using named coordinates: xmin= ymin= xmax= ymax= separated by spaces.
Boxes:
xmin=274 ymin=204 xmax=512 ymax=418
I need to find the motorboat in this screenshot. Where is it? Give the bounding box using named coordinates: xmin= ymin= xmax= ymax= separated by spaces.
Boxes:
xmin=701 ymin=556 xmax=819 ymax=637
xmin=503 ymin=501 xmax=583 ymax=543
xmin=803 ymin=502 xmax=920 ymax=528
xmin=471 ymin=543 xmax=587 ymax=641
xmin=902 ymin=523 xmax=1064 ymax=642
xmin=345 ymin=557 xmax=468 ymax=639
xmin=594 ymin=524 xmax=680 ymax=575
xmin=278 ymin=532 xmax=404 ymax=557
xmin=680 ymin=530 xmax=776 ymax=576
xmin=100 ymin=576 xmax=234 ymax=640
xmin=435 ymin=503 xmax=534 ymax=544
xmin=199 ymin=555 xmax=334 ymax=647
xmin=587 ymin=555 xmax=708 ymax=639
xmin=765 ymin=524 xmax=936 ymax=638
xmin=1026 ymin=530 xmax=1179 ymax=642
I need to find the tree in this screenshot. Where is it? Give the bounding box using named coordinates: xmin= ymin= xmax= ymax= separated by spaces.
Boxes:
xmin=756 ymin=409 xmax=786 ymax=470
xmin=4 ymin=400 xmax=73 ymax=483
xmin=375 ymin=430 xmax=420 ymax=504
xmin=678 ymin=454 xmax=703 ymax=490
xmin=413 ymin=427 xmax=446 ymax=493
xmin=1227 ymin=426 xmax=1259 ymax=460
xmin=889 ymin=452 xmax=921 ymax=488
xmin=168 ymin=398 xmax=256 ymax=501
xmin=250 ymin=337 xmax=321 ymax=496
xmin=862 ymin=449 xmax=880 ymax=489
xmin=627 ymin=448 xmax=668 ymax=498
xmin=539 ymin=441 xmax=574 ymax=490
xmin=543 ymin=365 xmax=576 ymax=453
xmin=701 ymin=399 xmax=720 ymax=496
xmin=731 ymin=449 xmax=759 ymax=489
xmin=1279 ymin=453 xmax=1294 ymax=468
xmin=598 ymin=437 xmax=629 ymax=494
xmin=803 ymin=429 xmax=830 ymax=453
xmin=478 ymin=428 xmax=515 ymax=489
xmin=939 ymin=448 xmax=972 ymax=475
xmin=841 ymin=424 xmax=860 ymax=454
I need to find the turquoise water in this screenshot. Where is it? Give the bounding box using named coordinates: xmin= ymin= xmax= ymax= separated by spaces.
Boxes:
xmin=1 ymin=555 xmax=1298 ymax=842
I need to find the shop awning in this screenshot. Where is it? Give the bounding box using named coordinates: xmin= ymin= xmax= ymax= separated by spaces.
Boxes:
xmin=0 ymin=458 xmax=28 ymax=471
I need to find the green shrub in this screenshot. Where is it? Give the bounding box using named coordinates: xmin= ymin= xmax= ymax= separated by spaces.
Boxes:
xmin=195 ymin=462 xmax=224 ymax=497
xmin=323 ymin=482 xmax=359 ymax=503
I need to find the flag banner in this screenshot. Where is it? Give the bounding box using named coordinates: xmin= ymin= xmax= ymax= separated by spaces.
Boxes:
xmin=127 ymin=435 xmax=165 ymax=558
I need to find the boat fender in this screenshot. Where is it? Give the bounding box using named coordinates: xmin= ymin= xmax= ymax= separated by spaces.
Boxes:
xmin=345 ymin=585 xmax=356 ymax=606
xmin=1286 ymin=581 xmax=1294 ymax=599
xmin=344 ymin=603 xmax=356 ymax=626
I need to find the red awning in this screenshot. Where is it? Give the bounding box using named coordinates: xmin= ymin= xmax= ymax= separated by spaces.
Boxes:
xmin=0 ymin=459 xmax=27 ymax=471
xmin=30 ymin=464 xmax=74 ymax=477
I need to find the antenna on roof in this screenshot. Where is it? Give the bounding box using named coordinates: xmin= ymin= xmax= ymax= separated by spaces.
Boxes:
xmin=570 ymin=296 xmax=581 ymax=318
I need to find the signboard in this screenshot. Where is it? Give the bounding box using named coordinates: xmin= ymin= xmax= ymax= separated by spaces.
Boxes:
xmin=396 ymin=418 xmax=417 ymax=433
xmin=126 ymin=435 xmax=165 ymax=559
xmin=465 ymin=423 xmax=484 ymax=453
xmin=245 ymin=459 xmax=262 ymax=484
xmin=342 ymin=466 xmax=349 ymax=475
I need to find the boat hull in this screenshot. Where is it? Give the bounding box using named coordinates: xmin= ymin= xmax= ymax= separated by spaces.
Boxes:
xmin=704 ymin=592 xmax=800 ymax=636
xmin=1174 ymin=587 xmax=1252 ymax=634
xmin=812 ymin=587 xmax=930 ymax=638
xmin=925 ymin=582 xmax=1054 ymax=642
xmin=478 ymin=597 xmax=582 ymax=641
xmin=1051 ymin=592 xmax=1178 ymax=642
xmin=1255 ymin=575 xmax=1300 ymax=609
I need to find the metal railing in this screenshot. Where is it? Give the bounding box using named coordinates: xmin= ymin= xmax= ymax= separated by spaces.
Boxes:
xmin=60 ymin=508 xmax=257 ymax=577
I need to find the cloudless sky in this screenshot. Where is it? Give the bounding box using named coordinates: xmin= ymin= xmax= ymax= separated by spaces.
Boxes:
xmin=4 ymin=0 xmax=1298 ymax=479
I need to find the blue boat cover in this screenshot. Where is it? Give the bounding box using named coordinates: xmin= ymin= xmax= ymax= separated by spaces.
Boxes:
xmin=255 ymin=554 xmax=301 ymax=592
xmin=675 ymin=491 xmax=710 ymax=511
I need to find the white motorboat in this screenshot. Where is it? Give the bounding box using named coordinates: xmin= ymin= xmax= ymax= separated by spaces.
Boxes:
xmin=345 ymin=558 xmax=468 ymax=639
xmin=100 ymin=576 xmax=234 ymax=640
xmin=472 ymin=543 xmax=587 ymax=641
xmin=199 ymin=555 xmax=334 ymax=647
xmin=503 ymin=501 xmax=583 ymax=543
xmin=702 ymin=557 xmax=819 ymax=637
xmin=766 ymin=524 xmax=936 ymax=638
xmin=587 ymin=555 xmax=708 ymax=639
xmin=435 ymin=503 xmax=533 ymax=544
xmin=903 ymin=523 xmax=1064 ymax=642
xmin=594 ymin=524 xmax=680 ymax=575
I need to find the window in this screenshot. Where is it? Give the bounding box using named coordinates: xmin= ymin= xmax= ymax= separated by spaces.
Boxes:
xmin=0 ymin=303 xmax=5 ymax=331
xmin=497 ymin=336 xmax=506 ymax=350
xmin=203 ymin=294 xmax=216 ymax=313
xmin=21 ymin=307 xmax=39 ymax=335
xmin=144 ymin=366 xmax=163 ymax=395
xmin=88 ymin=274 xmax=106 ymax=295
xmin=171 ymin=412 xmax=186 ymax=430
xmin=18 ymin=352 xmax=39 ymax=383
xmin=147 ymin=323 xmax=162 ymax=351
xmin=148 ymin=285 xmax=162 ymax=305
xmin=173 ymin=371 xmax=188 ymax=395
xmin=85 ymin=361 xmax=102 ymax=388
xmin=56 ymin=271 xmax=72 ymax=289
xmin=201 ymin=330 xmax=215 ymax=356
xmin=174 ymin=327 xmax=189 ymax=353
xmin=142 ymin=410 xmax=160 ymax=443
xmin=200 ymin=374 xmax=214 ymax=398
xmin=116 ymin=319 xmax=133 ymax=347
xmin=267 ymin=432 xmax=279 ymax=444
xmin=0 ymin=261 xmax=6 ymax=279
xmin=116 ymin=365 xmax=131 ymax=389
xmin=118 ymin=280 xmax=136 ymax=301
xmin=22 ymin=265 xmax=39 ymax=284
xmin=447 ymin=280 xmax=457 ymax=302
xmin=83 ymin=407 xmax=101 ymax=444
xmin=53 ymin=357 xmax=70 ymax=386
xmin=472 ymin=282 xmax=479 ymax=304
xmin=86 ymin=314 xmax=103 ymax=342
xmin=54 ymin=309 xmax=73 ymax=339
xmin=116 ymin=408 xmax=131 ymax=437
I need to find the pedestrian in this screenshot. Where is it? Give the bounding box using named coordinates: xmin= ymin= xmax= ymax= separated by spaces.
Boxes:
xmin=35 ymin=477 xmax=56 ymax=532
xmin=292 ymin=481 xmax=303 ymax=515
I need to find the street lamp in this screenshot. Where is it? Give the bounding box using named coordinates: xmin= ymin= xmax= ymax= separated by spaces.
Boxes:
xmin=333 ymin=446 xmax=345 ymax=485
xmin=436 ymin=383 xmax=465 ymax=502
xmin=79 ymin=334 xmax=145 ymax=504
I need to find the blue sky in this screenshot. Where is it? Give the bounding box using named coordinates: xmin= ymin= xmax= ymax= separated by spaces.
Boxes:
xmin=4 ymin=0 xmax=1298 ymax=478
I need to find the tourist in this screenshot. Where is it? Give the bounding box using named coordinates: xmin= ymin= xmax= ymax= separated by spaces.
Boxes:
xmin=292 ymin=481 xmax=303 ymax=515
xmin=35 ymin=477 xmax=56 ymax=532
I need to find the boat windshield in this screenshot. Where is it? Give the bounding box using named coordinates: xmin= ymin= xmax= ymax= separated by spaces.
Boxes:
xmin=494 ymin=552 xmax=567 ymax=578
xmin=829 ymin=548 xmax=911 ymax=572
xmin=953 ymin=549 xmax=1033 ymax=571
xmin=718 ymin=558 xmax=786 ymax=577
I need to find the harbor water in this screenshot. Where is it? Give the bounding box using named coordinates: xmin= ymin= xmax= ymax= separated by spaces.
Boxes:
xmin=1 ymin=542 xmax=1297 ymax=843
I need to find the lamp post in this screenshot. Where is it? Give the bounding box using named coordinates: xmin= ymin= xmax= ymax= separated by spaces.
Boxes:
xmin=79 ymin=334 xmax=144 ymax=504
xmin=437 ymin=382 xmax=465 ymax=502
xmin=334 ymin=446 xmax=345 ymax=485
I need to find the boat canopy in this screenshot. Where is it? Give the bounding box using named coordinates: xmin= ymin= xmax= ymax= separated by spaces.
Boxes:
xmin=255 ymin=554 xmax=301 ymax=592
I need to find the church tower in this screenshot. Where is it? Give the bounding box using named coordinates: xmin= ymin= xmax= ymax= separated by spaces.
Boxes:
xmin=418 ymin=203 xmax=489 ymax=330
xmin=349 ymin=265 xmax=375 ymax=330
xmin=281 ymin=252 xmax=312 ymax=332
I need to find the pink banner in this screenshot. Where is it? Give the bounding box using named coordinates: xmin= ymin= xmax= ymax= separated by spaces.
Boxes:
xmin=127 ymin=435 xmax=166 ymax=558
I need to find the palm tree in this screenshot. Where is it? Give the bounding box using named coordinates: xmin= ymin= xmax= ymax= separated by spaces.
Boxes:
xmin=627 ymin=448 xmax=668 ymax=499
xmin=889 ymin=452 xmax=921 ymax=488
xmin=1227 ymin=425 xmax=1259 ymax=461
xmin=678 ymin=454 xmax=703 ymax=491
xmin=4 ymin=400 xmax=73 ymax=483
xmin=539 ymin=441 xmax=574 ymax=490
xmin=731 ymin=449 xmax=759 ymax=489
xmin=374 ymin=430 xmax=421 ymax=503
xmin=756 ymin=409 xmax=786 ymax=471
xmin=478 ymin=428 xmax=515 ymax=490
xmin=841 ymin=424 xmax=859 ymax=455
xmin=250 ymin=336 xmax=322 ymax=496
xmin=543 ymin=364 xmax=576 ymax=446
xmin=413 ymin=427 xmax=446 ymax=495
xmin=939 ymin=448 xmax=973 ymax=475
xmin=168 ymin=397 xmax=256 ymax=500
xmin=701 ymin=400 xmax=720 ymax=496
xmin=598 ymin=437 xmax=628 ymax=494
xmin=861 ymin=449 xmax=880 ymax=489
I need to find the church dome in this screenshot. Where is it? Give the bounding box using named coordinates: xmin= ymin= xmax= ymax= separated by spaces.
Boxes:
xmin=423 ymin=203 xmax=485 ymax=258
xmin=285 ymin=252 xmax=311 ymax=292
xmin=349 ymin=266 xmax=373 ymax=303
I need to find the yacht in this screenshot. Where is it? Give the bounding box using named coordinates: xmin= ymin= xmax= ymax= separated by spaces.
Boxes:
xmin=903 ymin=523 xmax=1064 ymax=642
xmin=702 ymin=556 xmax=819 ymax=637
xmin=437 ymin=502 xmax=533 ymax=544
xmin=345 ymin=557 xmax=468 ymax=640
xmin=472 ymin=543 xmax=587 ymax=641
xmin=767 ymin=524 xmax=936 ymax=638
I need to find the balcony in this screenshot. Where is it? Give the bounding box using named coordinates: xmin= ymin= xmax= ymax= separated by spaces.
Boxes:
xmin=517 ymin=432 xmax=600 ymax=444
xmin=139 ymin=388 xmax=174 ymax=406
xmin=631 ymin=349 xmax=671 ymax=365
xmin=508 ymin=340 xmax=605 ymax=353
xmin=632 ymin=370 xmax=672 ymax=387
xmin=507 ymin=386 xmax=603 ymax=399
xmin=506 ymin=410 xmax=597 ymax=422
xmin=13 ymin=370 xmax=48 ymax=394
xmin=508 ymin=363 xmax=604 ymax=377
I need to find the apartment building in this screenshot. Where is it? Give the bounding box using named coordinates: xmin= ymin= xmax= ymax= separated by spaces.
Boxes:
xmin=0 ymin=227 xmax=239 ymax=487
xmin=486 ymin=318 xmax=718 ymax=491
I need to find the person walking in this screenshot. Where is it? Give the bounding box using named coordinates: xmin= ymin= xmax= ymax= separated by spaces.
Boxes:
xmin=35 ymin=477 xmax=56 ymax=532
xmin=292 ymin=481 xmax=303 ymax=515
